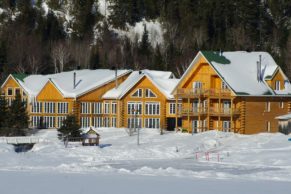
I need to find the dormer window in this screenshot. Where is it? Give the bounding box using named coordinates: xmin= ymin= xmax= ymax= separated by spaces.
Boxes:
xmin=275 ymin=81 xmax=280 ymax=90
xmin=7 ymin=88 xmax=13 ymax=96
xmin=132 ymin=89 xmax=143 ymax=98
xmin=222 ymin=81 xmax=228 ymax=90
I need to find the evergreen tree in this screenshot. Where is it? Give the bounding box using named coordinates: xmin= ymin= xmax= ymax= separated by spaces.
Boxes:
xmin=0 ymin=95 xmax=9 ymax=128
xmin=8 ymin=94 xmax=29 ymax=130
xmin=58 ymin=115 xmax=81 ymax=139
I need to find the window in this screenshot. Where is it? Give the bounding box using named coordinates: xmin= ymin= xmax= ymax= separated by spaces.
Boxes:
xmin=127 ymin=102 xmax=142 ymax=115
xmin=104 ymin=117 xmax=110 ymax=127
xmin=15 ymin=88 xmax=20 ymax=96
xmin=92 ymin=102 xmax=102 ymax=114
xmin=266 ymin=102 xmax=271 ymax=112
xmin=279 ymin=102 xmax=284 ymax=109
xmin=44 ymin=116 xmax=55 ymax=128
xmin=57 ymin=102 xmax=68 ymax=114
xmin=192 ymin=120 xmax=199 ymax=133
xmin=32 ymin=102 xmax=42 ymax=113
xmin=111 ymin=117 xmax=117 ymax=127
xmin=222 ymin=121 xmax=230 ymax=132
xmin=81 ymin=117 xmax=90 ymax=128
xmin=266 ymin=121 xmax=271 ymax=132
xmin=223 ymin=101 xmax=231 ymax=113
xmin=221 ymin=81 xmax=228 ymax=89
xmin=81 ymin=102 xmax=90 ymax=114
xmin=169 ymin=103 xmax=176 ymax=114
xmin=23 ymin=91 xmax=26 ymax=96
xmin=7 ymin=88 xmax=13 ymax=96
xmin=145 ymin=118 xmax=160 ymax=129
xmin=275 ymin=81 xmax=281 ymax=90
xmin=111 ymin=102 xmax=117 ymax=114
xmin=132 ymin=89 xmax=142 ymax=98
xmin=31 ymin=116 xmax=41 ymax=128
xmin=128 ymin=118 xmax=142 ymax=128
xmin=193 ymin=81 xmax=202 ymax=89
xmin=145 ymin=89 xmax=156 ymax=98
xmin=57 ymin=116 xmax=67 ymax=128
xmin=93 ymin=117 xmax=102 ymax=128
xmin=192 ymin=100 xmax=199 ymax=113
xmin=44 ymin=102 xmax=55 ymax=113
xmin=145 ymin=102 xmax=160 ymax=115
xmin=104 ymin=102 xmax=110 ymax=114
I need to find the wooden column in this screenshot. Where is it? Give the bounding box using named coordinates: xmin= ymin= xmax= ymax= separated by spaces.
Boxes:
xmin=175 ymin=96 xmax=178 ymax=131
xmin=188 ymin=97 xmax=190 ymax=132
xmin=230 ymin=98 xmax=233 ymax=132
xmin=198 ymin=97 xmax=201 ymax=132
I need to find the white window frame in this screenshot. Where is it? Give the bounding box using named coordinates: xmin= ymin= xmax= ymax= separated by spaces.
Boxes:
xmin=222 ymin=121 xmax=230 ymax=132
xmin=7 ymin=87 xmax=13 ymax=96
xmin=128 ymin=117 xmax=142 ymax=128
xmin=81 ymin=102 xmax=91 ymax=114
xmin=111 ymin=102 xmax=117 ymax=114
xmin=32 ymin=101 xmax=42 ymax=113
xmin=44 ymin=116 xmax=55 ymax=128
xmin=104 ymin=117 xmax=110 ymax=127
xmin=104 ymin=102 xmax=110 ymax=114
xmin=145 ymin=118 xmax=160 ymax=129
xmin=193 ymin=81 xmax=202 ymax=89
xmin=275 ymin=80 xmax=281 ymax=90
xmin=145 ymin=102 xmax=160 ymax=115
xmin=57 ymin=116 xmax=67 ymax=128
xmin=93 ymin=117 xmax=103 ymax=128
xmin=44 ymin=102 xmax=55 ymax=113
xmin=221 ymin=81 xmax=228 ymax=89
xmin=111 ymin=117 xmax=117 ymax=128
xmin=31 ymin=116 xmax=41 ymax=128
xmin=81 ymin=117 xmax=90 ymax=128
xmin=127 ymin=102 xmax=142 ymax=115
xmin=15 ymin=88 xmax=21 ymax=96
xmin=169 ymin=103 xmax=176 ymax=115
xmin=145 ymin=89 xmax=157 ymax=98
xmin=92 ymin=102 xmax=102 ymax=114
xmin=131 ymin=88 xmax=143 ymax=98
xmin=57 ymin=102 xmax=68 ymax=114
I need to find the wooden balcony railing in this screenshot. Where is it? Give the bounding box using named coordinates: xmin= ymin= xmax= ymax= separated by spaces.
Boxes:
xmin=178 ymin=107 xmax=240 ymax=116
xmin=176 ymin=88 xmax=231 ymax=98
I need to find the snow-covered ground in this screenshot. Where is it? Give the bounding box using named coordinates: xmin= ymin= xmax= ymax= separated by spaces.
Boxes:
xmin=1 ymin=129 xmax=291 ymax=193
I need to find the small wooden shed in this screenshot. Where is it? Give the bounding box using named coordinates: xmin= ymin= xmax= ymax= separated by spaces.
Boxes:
xmin=81 ymin=126 xmax=100 ymax=146
xmin=276 ymin=113 xmax=291 ymax=135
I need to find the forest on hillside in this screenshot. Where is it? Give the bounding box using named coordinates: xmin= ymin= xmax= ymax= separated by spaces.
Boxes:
xmin=1 ymin=0 xmax=291 ymax=82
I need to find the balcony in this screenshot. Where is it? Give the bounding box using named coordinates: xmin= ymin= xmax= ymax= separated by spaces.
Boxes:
xmin=179 ymin=107 xmax=240 ymax=117
xmin=176 ymin=88 xmax=231 ymax=98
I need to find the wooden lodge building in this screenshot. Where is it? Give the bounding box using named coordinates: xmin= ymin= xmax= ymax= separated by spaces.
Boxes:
xmin=1 ymin=51 xmax=291 ymax=134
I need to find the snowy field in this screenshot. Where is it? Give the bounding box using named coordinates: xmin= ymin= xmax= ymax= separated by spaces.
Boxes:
xmin=1 ymin=129 xmax=291 ymax=194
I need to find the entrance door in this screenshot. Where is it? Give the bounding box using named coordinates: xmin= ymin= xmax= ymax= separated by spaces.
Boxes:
xmin=192 ymin=120 xmax=199 ymax=134
xmin=222 ymin=121 xmax=230 ymax=132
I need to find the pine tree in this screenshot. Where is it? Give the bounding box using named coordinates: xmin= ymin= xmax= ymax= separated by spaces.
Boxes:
xmin=0 ymin=95 xmax=9 ymax=128
xmin=58 ymin=115 xmax=81 ymax=139
xmin=7 ymin=94 xmax=28 ymax=136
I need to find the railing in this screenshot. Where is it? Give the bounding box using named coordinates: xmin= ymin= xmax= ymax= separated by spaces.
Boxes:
xmin=0 ymin=137 xmax=50 ymax=144
xmin=178 ymin=107 xmax=240 ymax=116
xmin=176 ymin=88 xmax=231 ymax=98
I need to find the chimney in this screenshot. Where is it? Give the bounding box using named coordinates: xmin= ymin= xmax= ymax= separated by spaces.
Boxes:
xmin=115 ymin=65 xmax=118 ymax=89
xmin=257 ymin=55 xmax=262 ymax=82
xmin=73 ymin=72 xmax=76 ymax=89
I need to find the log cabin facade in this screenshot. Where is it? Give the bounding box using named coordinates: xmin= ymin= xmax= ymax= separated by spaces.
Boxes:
xmin=173 ymin=51 xmax=291 ymax=134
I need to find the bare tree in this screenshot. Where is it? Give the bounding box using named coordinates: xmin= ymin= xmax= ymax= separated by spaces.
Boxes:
xmin=70 ymin=40 xmax=91 ymax=69
xmin=51 ymin=41 xmax=71 ymax=73
xmin=26 ymin=36 xmax=44 ymax=74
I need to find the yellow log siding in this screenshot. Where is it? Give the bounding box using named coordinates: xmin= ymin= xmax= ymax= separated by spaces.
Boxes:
xmin=244 ymin=97 xmax=290 ymax=134
xmin=119 ymin=76 xmax=168 ymax=130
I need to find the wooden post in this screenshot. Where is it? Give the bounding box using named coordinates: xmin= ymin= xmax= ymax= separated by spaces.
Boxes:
xmin=230 ymin=98 xmax=233 ymax=132
xmin=198 ymin=97 xmax=201 ymax=132
xmin=175 ymin=96 xmax=178 ymax=131
xmin=218 ymin=90 xmax=221 ymax=131
xmin=188 ymin=97 xmax=190 ymax=132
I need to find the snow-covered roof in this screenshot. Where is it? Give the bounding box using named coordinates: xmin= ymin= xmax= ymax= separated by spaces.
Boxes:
xmin=103 ymin=70 xmax=179 ymax=99
xmin=81 ymin=126 xmax=99 ymax=134
xmin=13 ymin=69 xmax=132 ymax=98
xmin=177 ymin=51 xmax=291 ymax=96
xmin=276 ymin=113 xmax=291 ymax=120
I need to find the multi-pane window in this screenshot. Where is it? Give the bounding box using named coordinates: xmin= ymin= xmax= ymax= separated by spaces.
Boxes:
xmin=7 ymin=88 xmax=12 ymax=96
xmin=145 ymin=89 xmax=156 ymax=98
xmin=44 ymin=102 xmax=55 ymax=113
xmin=111 ymin=117 xmax=117 ymax=127
xmin=127 ymin=102 xmax=142 ymax=115
xmin=92 ymin=102 xmax=102 ymax=114
xmin=145 ymin=102 xmax=160 ymax=115
xmin=57 ymin=102 xmax=68 ymax=114
xmin=221 ymin=81 xmax=228 ymax=89
xmin=104 ymin=117 xmax=110 ymax=127
xmin=128 ymin=118 xmax=142 ymax=128
xmin=145 ymin=118 xmax=160 ymax=129
xmin=169 ymin=103 xmax=176 ymax=114
xmin=111 ymin=102 xmax=117 ymax=114
xmin=193 ymin=81 xmax=202 ymax=89
xmin=104 ymin=102 xmax=110 ymax=114
xmin=32 ymin=102 xmax=42 ymax=113
xmin=275 ymin=81 xmax=281 ymax=90
xmin=222 ymin=121 xmax=230 ymax=132
xmin=81 ymin=102 xmax=90 ymax=114
xmin=31 ymin=116 xmax=41 ymax=128
xmin=44 ymin=116 xmax=55 ymax=128
xmin=93 ymin=117 xmax=102 ymax=128
xmin=81 ymin=117 xmax=90 ymax=128
xmin=57 ymin=116 xmax=67 ymax=128
xmin=132 ymin=89 xmax=143 ymax=97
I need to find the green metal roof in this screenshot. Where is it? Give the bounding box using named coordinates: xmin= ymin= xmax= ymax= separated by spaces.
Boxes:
xmin=201 ymin=51 xmax=231 ymax=64
xmin=12 ymin=73 xmax=28 ymax=82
